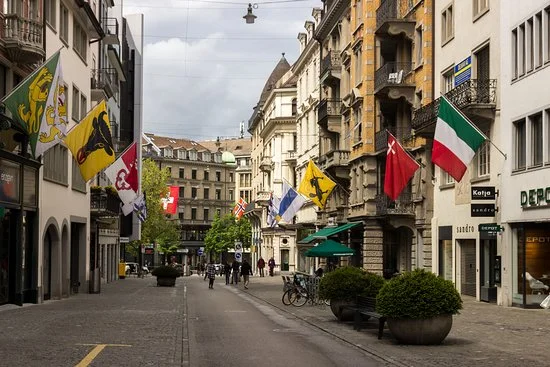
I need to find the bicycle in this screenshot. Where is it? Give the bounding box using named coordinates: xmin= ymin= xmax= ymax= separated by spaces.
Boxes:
xmin=281 ymin=275 xmax=310 ymax=307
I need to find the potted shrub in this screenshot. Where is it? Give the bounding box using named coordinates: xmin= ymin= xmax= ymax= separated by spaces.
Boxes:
xmin=152 ymin=265 xmax=180 ymax=287
xmin=318 ymin=266 xmax=384 ymax=321
xmin=376 ymin=268 xmax=462 ymax=345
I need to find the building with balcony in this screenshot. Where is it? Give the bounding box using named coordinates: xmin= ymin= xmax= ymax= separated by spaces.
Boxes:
xmin=142 ymin=133 xmax=236 ymax=267
xmin=428 ymin=0 xmax=501 ymax=303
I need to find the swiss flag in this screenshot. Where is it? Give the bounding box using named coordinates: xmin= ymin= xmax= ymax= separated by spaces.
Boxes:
xmin=162 ymin=186 xmax=179 ymax=214
xmin=384 ymin=132 xmax=420 ymax=201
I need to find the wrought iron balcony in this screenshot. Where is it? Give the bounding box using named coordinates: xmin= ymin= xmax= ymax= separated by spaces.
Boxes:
xmin=375 ymin=129 xmax=389 ymax=153
xmin=90 ymin=68 xmax=119 ymax=100
xmin=1 ymin=14 xmax=45 ymax=64
xmin=318 ymin=99 xmax=341 ymax=132
xmin=374 ymin=127 xmax=412 ymax=152
xmin=411 ymin=79 xmax=497 ymax=134
xmin=375 ymin=192 xmax=414 ymax=216
xmin=103 ymin=17 xmax=120 ymax=45
xmin=91 ymin=191 xmax=121 ymax=217
xmin=374 ymin=62 xmax=413 ymax=93
xmin=320 ymin=50 xmax=341 ymax=84
xmin=376 ymin=0 xmax=415 ymax=38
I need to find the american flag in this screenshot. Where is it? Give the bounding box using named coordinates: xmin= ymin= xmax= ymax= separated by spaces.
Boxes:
xmin=232 ymin=197 xmax=248 ymax=219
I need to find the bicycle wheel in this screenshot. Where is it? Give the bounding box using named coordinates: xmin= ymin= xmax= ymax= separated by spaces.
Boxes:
xmin=289 ymin=289 xmax=308 ymax=307
xmin=281 ymin=289 xmax=293 ymax=306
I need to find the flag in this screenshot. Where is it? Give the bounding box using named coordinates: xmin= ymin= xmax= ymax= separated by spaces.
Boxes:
xmin=384 ymin=132 xmax=420 ymax=201
xmin=133 ymin=192 xmax=147 ymax=222
xmin=1 ymin=51 xmax=68 ymax=158
xmin=432 ymin=96 xmax=487 ymax=182
xmin=105 ymin=142 xmax=138 ymax=206
xmin=232 ymin=197 xmax=248 ymax=220
xmin=279 ymin=181 xmax=306 ymax=223
xmin=63 ymin=100 xmax=115 ymax=181
xmin=267 ymin=193 xmax=281 ymax=228
xmin=298 ymin=160 xmax=336 ymax=209
xmin=161 ymin=186 xmax=179 ymax=214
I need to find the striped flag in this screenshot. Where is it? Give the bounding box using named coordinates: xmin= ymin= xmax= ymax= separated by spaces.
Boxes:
xmin=232 ymin=197 xmax=248 ymax=220
xmin=432 ymin=96 xmax=486 ymax=182
xmin=267 ymin=193 xmax=280 ymax=228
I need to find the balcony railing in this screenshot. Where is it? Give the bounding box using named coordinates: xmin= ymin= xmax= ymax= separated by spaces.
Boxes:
xmin=374 ymin=127 xmax=412 ymax=152
xmin=103 ymin=17 xmax=119 ymax=45
xmin=318 ymin=98 xmax=342 ymax=123
xmin=322 ymin=149 xmax=350 ymax=168
xmin=1 ymin=14 xmax=45 ymax=63
xmin=376 ymin=0 xmax=412 ymax=27
xmin=375 ymin=192 xmax=414 ymax=216
xmin=411 ymin=79 xmax=497 ymax=131
xmin=374 ymin=62 xmax=413 ymax=92
xmin=91 ymin=68 xmax=118 ymax=98
xmin=91 ymin=191 xmax=120 ymax=217
xmin=320 ymin=50 xmax=342 ymax=76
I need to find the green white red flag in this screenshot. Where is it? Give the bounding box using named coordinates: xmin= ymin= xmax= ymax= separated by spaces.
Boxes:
xmin=432 ymin=96 xmax=486 ymax=182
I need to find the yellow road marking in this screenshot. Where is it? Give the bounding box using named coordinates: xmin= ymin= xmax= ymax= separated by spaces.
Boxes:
xmin=75 ymin=344 xmax=131 ymax=367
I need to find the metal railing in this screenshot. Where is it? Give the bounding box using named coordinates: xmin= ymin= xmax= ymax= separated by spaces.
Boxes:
xmin=91 ymin=191 xmax=120 ymax=216
xmin=104 ymin=17 xmax=119 ymax=38
xmin=374 ymin=127 xmax=412 ymax=152
xmin=318 ymin=98 xmax=342 ymax=122
xmin=411 ymin=79 xmax=497 ymax=131
xmin=90 ymin=68 xmax=119 ymax=96
xmin=320 ymin=50 xmax=341 ymax=76
xmin=2 ymin=14 xmax=43 ymax=49
xmin=374 ymin=62 xmax=413 ymax=91
xmin=375 ymin=192 xmax=414 ymax=215
xmin=376 ymin=0 xmax=412 ymax=27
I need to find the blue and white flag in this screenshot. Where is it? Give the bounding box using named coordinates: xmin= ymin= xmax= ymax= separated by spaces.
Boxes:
xmin=279 ymin=181 xmax=306 ymax=223
xmin=133 ymin=192 xmax=147 ymax=223
xmin=267 ymin=192 xmax=280 ymax=228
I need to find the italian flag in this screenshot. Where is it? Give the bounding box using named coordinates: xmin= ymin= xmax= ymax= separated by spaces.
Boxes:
xmin=432 ymin=96 xmax=486 ymax=182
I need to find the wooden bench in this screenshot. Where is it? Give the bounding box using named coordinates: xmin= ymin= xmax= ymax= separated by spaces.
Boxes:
xmin=342 ymin=296 xmax=386 ymax=339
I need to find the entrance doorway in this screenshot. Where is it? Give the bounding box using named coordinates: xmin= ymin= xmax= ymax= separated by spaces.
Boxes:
xmin=280 ymin=249 xmax=289 ymax=271
xmin=460 ymin=240 xmax=476 ymax=297
xmin=43 ymin=231 xmax=52 ymax=301
xmin=0 ymin=208 xmax=13 ymax=305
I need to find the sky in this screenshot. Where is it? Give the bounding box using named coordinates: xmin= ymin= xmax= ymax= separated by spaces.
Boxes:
xmin=123 ymin=0 xmax=322 ymax=141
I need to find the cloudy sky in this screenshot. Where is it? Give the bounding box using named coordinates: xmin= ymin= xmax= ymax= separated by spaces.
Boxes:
xmin=123 ymin=0 xmax=322 ymax=141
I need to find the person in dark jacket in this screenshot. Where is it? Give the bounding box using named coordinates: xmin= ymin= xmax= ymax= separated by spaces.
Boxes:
xmin=240 ymin=259 xmax=253 ymax=289
xmin=223 ymin=262 xmax=231 ymax=285
xmin=231 ymin=260 xmax=240 ymax=285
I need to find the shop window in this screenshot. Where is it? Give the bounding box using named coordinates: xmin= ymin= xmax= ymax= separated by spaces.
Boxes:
xmin=438 ymin=240 xmax=453 ymax=281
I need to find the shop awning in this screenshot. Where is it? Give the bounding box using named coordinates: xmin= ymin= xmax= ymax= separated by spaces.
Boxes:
xmin=305 ymin=239 xmax=355 ymax=257
xmin=298 ymin=222 xmax=362 ymax=244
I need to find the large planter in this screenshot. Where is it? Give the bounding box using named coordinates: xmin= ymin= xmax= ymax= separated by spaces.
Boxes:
xmin=387 ymin=314 xmax=453 ymax=345
xmin=156 ymin=276 xmax=177 ymax=287
xmin=330 ymin=299 xmax=356 ymax=321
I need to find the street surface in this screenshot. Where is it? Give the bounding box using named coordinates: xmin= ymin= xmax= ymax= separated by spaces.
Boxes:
xmin=0 ymin=276 xmax=384 ymax=367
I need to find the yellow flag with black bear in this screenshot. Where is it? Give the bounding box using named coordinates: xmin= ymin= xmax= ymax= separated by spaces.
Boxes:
xmin=298 ymin=160 xmax=336 ymax=209
xmin=63 ymin=100 xmax=114 ymax=181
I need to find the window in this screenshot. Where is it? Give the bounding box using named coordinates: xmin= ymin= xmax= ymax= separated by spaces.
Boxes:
xmin=473 ymin=0 xmax=489 ymax=19
xmin=179 ymin=168 xmax=184 ymax=179
xmin=291 ymin=98 xmax=297 ymax=116
xmin=45 ymin=0 xmax=56 ymax=28
xmin=531 ymin=113 xmax=543 ymax=167
xmin=229 ymin=172 xmax=234 ymax=182
xmin=204 ymin=170 xmax=209 ymax=181
xmin=179 ymin=186 xmax=185 ymax=198
xmin=60 ymin=2 xmax=68 ymax=43
xmin=546 ymin=7 xmax=550 ymax=63
xmin=191 ymin=187 xmax=197 ymax=198
xmin=166 ymin=166 xmax=172 ymax=176
xmin=204 ymin=208 xmax=209 ymax=221
xmin=442 ymin=4 xmax=454 ymax=45
xmin=188 ymin=150 xmax=197 ymax=160
xmin=72 ymin=86 xmax=80 ymax=121
xmin=535 ymin=12 xmax=543 ymax=68
xmin=71 ymin=160 xmax=86 ymax=192
xmin=415 ymin=26 xmax=423 ymax=65
xmin=476 ymin=131 xmax=490 ymax=177
xmin=203 ymin=152 xmax=211 ymax=162
xmin=355 ymin=0 xmax=362 ymax=24
xmin=216 ymin=171 xmax=221 ymax=181
xmin=512 ymin=29 xmax=518 ymax=79
xmin=229 ymin=190 xmax=234 ymax=201
xmin=80 ymin=93 xmax=87 ymax=120
xmin=526 ymin=19 xmax=534 ymax=72
xmin=353 ymin=105 xmax=362 ymax=144
xmin=353 ymin=46 xmax=362 ymax=83
xmin=215 ymin=189 xmax=221 ymax=200
xmin=73 ymin=21 xmax=88 ymax=61
xmin=514 ymin=118 xmax=526 ymax=170
xmin=519 ymin=24 xmax=526 ymax=76
xmin=216 ymin=208 xmax=221 ymax=217
xmin=178 ymin=212 xmax=184 ymax=221
xmin=191 ymin=208 xmax=197 ymax=220
xmin=442 ymin=171 xmax=455 ymax=185
xmin=191 ymin=169 xmax=197 ymax=179
xmin=44 ymin=144 xmax=68 ymax=184
xmin=203 ymin=187 xmax=209 ymax=199
xmin=442 ymin=67 xmax=454 ymax=93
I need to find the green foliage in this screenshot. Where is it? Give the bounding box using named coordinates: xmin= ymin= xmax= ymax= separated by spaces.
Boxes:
xmin=151 ymin=265 xmax=179 ymax=278
xmin=90 ymin=185 xmax=102 ymax=193
xmin=318 ymin=266 xmax=385 ymax=302
xmin=204 ymin=214 xmax=252 ymax=254
xmin=140 ymin=159 xmax=180 ymax=254
xmin=376 ymin=268 xmax=463 ymax=319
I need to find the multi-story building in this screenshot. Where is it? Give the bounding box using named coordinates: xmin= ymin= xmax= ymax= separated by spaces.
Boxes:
xmin=422 ymin=0 xmax=500 ymax=303
xmin=500 ymin=0 xmax=550 ymax=308
xmin=142 ymin=133 xmax=236 ymax=266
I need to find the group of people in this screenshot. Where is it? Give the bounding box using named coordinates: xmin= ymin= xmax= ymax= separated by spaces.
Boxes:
xmin=203 ymin=256 xmax=277 ymax=289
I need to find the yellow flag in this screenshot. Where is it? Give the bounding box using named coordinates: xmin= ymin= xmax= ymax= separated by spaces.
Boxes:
xmin=63 ymin=100 xmax=115 ymax=181
xmin=298 ymin=160 xmax=336 ymax=209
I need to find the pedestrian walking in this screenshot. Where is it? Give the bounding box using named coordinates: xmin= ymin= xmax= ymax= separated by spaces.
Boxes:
xmin=257 ymin=257 xmax=265 ymax=277
xmin=206 ymin=260 xmax=216 ymax=289
xmin=240 ymin=259 xmax=253 ymax=289
xmin=268 ymin=257 xmax=275 ymax=277
xmin=231 ymin=260 xmax=240 ymax=285
xmin=223 ymin=262 xmax=231 ymax=285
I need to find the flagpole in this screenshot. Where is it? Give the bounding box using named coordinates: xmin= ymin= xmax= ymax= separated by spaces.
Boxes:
xmin=441 ymin=95 xmax=507 ymax=160
xmin=313 ymin=163 xmax=351 ymax=196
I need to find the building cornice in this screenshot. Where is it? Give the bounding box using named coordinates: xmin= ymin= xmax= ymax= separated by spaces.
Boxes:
xmin=314 ymin=0 xmax=349 ymax=41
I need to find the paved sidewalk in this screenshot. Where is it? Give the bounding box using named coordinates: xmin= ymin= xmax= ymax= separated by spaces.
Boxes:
xmin=239 ymin=274 xmax=550 ymax=367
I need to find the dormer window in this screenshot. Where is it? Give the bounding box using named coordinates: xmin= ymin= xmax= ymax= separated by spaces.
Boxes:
xmin=203 ymin=152 xmax=211 ymax=162
xmin=188 ymin=150 xmax=197 ymax=161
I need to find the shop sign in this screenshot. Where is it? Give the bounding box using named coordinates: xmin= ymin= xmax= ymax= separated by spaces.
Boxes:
xmin=479 ymin=223 xmax=502 ymax=232
xmin=119 ymin=237 xmax=129 ymax=243
xmin=471 ymin=186 xmax=496 ymax=200
xmin=471 ymin=203 xmax=496 ymax=217
xmin=454 ymin=56 xmax=472 ymax=87
xmin=520 ymin=187 xmax=550 ymax=209
xmin=176 ymin=248 xmax=188 ymax=253
xmin=0 ymin=159 xmax=20 ymax=204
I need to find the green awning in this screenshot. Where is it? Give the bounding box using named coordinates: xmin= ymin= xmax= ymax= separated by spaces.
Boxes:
xmin=298 ymin=222 xmax=362 ymax=244
xmin=305 ymin=239 xmax=355 ymax=257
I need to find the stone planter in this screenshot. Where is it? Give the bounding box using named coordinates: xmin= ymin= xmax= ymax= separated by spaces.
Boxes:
xmin=387 ymin=314 xmax=453 ymax=345
xmin=330 ymin=299 xmax=356 ymax=321
xmin=156 ymin=276 xmax=177 ymax=287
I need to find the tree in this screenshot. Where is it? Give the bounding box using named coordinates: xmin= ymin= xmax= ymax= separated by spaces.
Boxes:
xmin=204 ymin=214 xmax=252 ymax=254
xmin=141 ymin=159 xmax=180 ymax=255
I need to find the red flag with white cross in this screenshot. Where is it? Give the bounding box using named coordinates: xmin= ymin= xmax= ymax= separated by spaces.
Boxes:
xmin=384 ymin=132 xmax=420 ymax=201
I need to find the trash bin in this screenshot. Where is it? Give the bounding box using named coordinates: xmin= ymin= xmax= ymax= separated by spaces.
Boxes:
xmin=118 ymin=262 xmax=126 ymax=279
